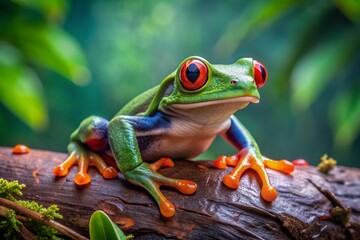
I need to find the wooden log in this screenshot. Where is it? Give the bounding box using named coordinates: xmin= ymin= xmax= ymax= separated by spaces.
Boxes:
xmin=0 ymin=147 xmax=359 ymax=239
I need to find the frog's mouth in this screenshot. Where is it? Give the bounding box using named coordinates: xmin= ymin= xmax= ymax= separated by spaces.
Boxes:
xmin=170 ymin=96 xmax=259 ymax=110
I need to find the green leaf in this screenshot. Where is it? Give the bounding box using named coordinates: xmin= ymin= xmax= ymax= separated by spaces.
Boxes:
xmin=12 ymin=0 xmax=68 ymax=22
xmin=0 ymin=42 xmax=48 ymax=130
xmin=89 ymin=210 xmax=127 ymax=240
xmin=214 ymin=0 xmax=300 ymax=57
xmin=12 ymin=21 xmax=90 ymax=85
xmin=291 ymin=30 xmax=360 ymax=110
xmin=333 ymin=0 xmax=360 ymax=24
xmin=331 ymin=84 xmax=360 ymax=149
xmin=272 ymin=3 xmax=331 ymax=96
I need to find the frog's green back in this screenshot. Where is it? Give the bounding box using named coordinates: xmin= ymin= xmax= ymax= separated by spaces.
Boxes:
xmin=115 ymin=86 xmax=159 ymax=116
xmin=115 ymin=72 xmax=175 ymax=117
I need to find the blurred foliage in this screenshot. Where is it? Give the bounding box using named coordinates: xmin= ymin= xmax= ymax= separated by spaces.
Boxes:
xmin=0 ymin=0 xmax=359 ymax=167
xmin=0 ymin=0 xmax=89 ymax=130
xmin=214 ymin=0 xmax=360 ymax=151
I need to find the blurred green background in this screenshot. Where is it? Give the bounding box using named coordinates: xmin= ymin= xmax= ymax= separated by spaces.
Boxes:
xmin=1 ymin=0 xmax=359 ymax=167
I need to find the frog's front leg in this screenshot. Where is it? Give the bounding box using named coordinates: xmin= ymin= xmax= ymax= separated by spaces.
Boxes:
xmin=108 ymin=114 xmax=197 ymax=217
xmin=215 ymin=116 xmax=294 ymax=202
xmin=53 ymin=116 xmax=118 ymax=185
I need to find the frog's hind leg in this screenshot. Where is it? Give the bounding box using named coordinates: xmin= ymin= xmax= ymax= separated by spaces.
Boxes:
xmin=108 ymin=115 xmax=197 ymax=217
xmin=127 ymin=162 xmax=197 ymax=217
xmin=53 ymin=116 xmax=118 ymax=185
xmin=149 ymin=158 xmax=195 ymax=197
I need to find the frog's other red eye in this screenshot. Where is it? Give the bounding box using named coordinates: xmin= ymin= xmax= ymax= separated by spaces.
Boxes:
xmin=253 ymin=60 xmax=268 ymax=88
xmin=179 ymin=59 xmax=208 ymax=90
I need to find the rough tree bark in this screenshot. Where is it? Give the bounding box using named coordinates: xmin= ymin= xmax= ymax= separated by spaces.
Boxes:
xmin=0 ymin=147 xmax=359 ymax=239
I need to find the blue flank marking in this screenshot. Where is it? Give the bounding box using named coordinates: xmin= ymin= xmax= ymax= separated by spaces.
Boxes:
xmin=137 ymin=135 xmax=159 ymax=153
xmin=121 ymin=111 xmax=171 ymax=132
xmin=225 ymin=116 xmax=250 ymax=150
xmin=91 ymin=117 xmax=109 ymax=138
xmin=123 ymin=111 xmax=171 ymax=152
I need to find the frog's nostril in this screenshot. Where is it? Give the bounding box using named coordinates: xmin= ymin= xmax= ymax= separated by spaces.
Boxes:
xmin=231 ymin=80 xmax=238 ymax=85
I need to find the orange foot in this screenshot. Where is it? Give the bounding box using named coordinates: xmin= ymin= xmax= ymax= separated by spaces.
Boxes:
xmin=125 ymin=157 xmax=197 ymax=217
xmin=150 ymin=158 xmax=197 ymax=217
xmin=214 ymin=148 xmax=294 ymax=202
xmin=53 ymin=149 xmax=118 ymax=185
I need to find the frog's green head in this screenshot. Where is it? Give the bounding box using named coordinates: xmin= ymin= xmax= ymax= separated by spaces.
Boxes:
xmin=159 ymin=56 xmax=268 ymax=113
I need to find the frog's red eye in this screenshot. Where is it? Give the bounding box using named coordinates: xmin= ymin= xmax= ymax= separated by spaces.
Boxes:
xmin=253 ymin=60 xmax=268 ymax=88
xmin=179 ymin=59 xmax=208 ymax=90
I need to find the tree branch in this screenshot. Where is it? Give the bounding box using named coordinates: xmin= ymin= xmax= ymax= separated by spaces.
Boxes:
xmin=0 ymin=147 xmax=359 ymax=239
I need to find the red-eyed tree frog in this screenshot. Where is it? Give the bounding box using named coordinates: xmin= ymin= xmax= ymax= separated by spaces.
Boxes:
xmin=53 ymin=56 xmax=294 ymax=217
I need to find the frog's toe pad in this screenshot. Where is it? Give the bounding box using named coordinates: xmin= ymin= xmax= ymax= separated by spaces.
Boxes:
xmin=159 ymin=200 xmax=175 ymax=218
xmin=149 ymin=157 xmax=175 ymax=172
xmin=162 ymin=158 xmax=175 ymax=168
xmin=53 ymin=165 xmax=68 ymax=177
xmin=222 ymin=174 xmax=239 ymax=189
xmin=74 ymin=172 xmax=91 ymax=185
xmin=102 ymin=167 xmax=118 ymax=179
xmin=263 ymin=159 xmax=294 ymax=174
xmin=261 ymin=186 xmax=278 ymax=202
xmin=214 ymin=156 xmax=228 ymax=169
xmin=176 ymin=180 xmax=197 ymax=195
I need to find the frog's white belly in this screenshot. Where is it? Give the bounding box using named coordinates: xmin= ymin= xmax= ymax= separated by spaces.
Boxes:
xmin=139 ymin=118 xmax=231 ymax=161
xmin=140 ymin=134 xmax=216 ymax=161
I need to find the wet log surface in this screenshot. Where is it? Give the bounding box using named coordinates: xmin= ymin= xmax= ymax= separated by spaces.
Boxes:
xmin=0 ymin=147 xmax=359 ymax=239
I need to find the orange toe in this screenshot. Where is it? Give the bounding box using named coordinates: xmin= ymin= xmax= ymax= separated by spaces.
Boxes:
xmin=161 ymin=158 xmax=175 ymax=168
xmin=74 ymin=172 xmax=91 ymax=185
xmin=176 ymin=180 xmax=197 ymax=195
xmin=214 ymin=156 xmax=227 ymax=169
xmin=279 ymin=160 xmax=295 ymax=174
xmin=149 ymin=157 xmax=175 ymax=172
xmin=53 ymin=165 xmax=68 ymax=177
xmin=261 ymin=186 xmax=278 ymax=202
xmin=222 ymin=174 xmax=239 ymax=189
xmin=159 ymin=200 xmax=175 ymax=218
xmin=102 ymin=167 xmax=118 ymax=179
xmin=264 ymin=159 xmax=294 ymax=174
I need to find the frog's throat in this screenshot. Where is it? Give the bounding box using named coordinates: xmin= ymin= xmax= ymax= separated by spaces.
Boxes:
xmin=170 ymin=96 xmax=259 ymax=110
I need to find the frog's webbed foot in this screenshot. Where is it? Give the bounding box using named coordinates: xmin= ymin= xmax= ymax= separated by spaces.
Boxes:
xmin=214 ymin=149 xmax=294 ymax=202
xmin=53 ymin=144 xmax=118 ymax=185
xmin=125 ymin=158 xmax=197 ymax=218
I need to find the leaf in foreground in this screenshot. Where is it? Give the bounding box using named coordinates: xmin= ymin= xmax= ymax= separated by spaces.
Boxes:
xmin=89 ymin=210 xmax=128 ymax=240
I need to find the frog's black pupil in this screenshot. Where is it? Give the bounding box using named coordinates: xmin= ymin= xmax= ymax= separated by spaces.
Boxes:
xmin=260 ymin=65 xmax=266 ymax=81
xmin=186 ymin=63 xmax=200 ymax=83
